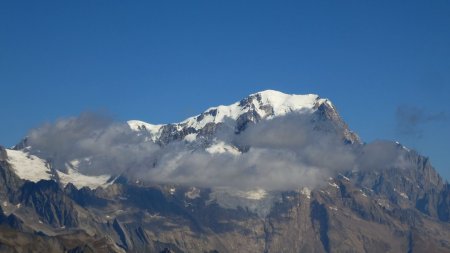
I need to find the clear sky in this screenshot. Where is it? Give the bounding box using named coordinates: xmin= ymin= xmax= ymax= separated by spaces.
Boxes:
xmin=1 ymin=1 xmax=449 ymax=179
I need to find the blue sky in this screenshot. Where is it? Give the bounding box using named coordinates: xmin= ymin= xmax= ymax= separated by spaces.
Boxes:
xmin=1 ymin=1 xmax=449 ymax=179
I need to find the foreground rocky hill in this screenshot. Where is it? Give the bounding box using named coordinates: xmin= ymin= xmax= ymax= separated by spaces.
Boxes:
xmin=0 ymin=90 xmax=448 ymax=252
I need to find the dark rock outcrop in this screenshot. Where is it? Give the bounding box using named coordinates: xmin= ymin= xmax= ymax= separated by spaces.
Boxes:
xmin=19 ymin=180 xmax=79 ymax=227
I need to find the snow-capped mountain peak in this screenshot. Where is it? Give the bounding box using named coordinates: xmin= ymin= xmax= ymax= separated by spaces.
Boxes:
xmin=127 ymin=90 xmax=332 ymax=143
xmin=181 ymin=89 xmax=328 ymax=125
xmin=251 ymin=89 xmax=323 ymax=114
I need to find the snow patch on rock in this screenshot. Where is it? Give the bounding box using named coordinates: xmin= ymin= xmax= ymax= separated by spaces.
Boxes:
xmin=57 ymin=167 xmax=112 ymax=190
xmin=6 ymin=149 xmax=52 ymax=182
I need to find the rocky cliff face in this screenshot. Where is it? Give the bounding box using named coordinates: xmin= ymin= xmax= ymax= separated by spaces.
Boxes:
xmin=0 ymin=146 xmax=23 ymax=203
xmin=0 ymin=91 xmax=449 ymax=253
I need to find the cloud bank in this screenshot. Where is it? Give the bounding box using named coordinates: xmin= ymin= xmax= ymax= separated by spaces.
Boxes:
xmin=25 ymin=112 xmax=413 ymax=191
xmin=27 ymin=113 xmax=160 ymax=175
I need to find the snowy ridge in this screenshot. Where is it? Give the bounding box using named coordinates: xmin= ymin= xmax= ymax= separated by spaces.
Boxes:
xmin=5 ymin=149 xmax=112 ymax=189
xmin=127 ymin=90 xmax=329 ymax=141
xmin=255 ymin=90 xmax=323 ymax=116
xmin=55 ymin=159 xmax=113 ymax=189
xmin=6 ymin=149 xmax=52 ymax=182
xmin=180 ymin=90 xmax=323 ymax=128
xmin=57 ymin=167 xmax=112 ymax=190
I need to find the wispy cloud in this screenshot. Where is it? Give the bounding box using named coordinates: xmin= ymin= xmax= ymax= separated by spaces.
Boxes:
xmin=395 ymin=105 xmax=448 ymax=138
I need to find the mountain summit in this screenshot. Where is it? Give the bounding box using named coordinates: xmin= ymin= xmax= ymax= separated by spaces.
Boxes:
xmin=128 ymin=90 xmax=360 ymax=145
xmin=0 ymin=90 xmax=448 ymax=252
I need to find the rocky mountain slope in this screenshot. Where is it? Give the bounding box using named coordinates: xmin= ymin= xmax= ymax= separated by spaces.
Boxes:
xmin=0 ymin=90 xmax=449 ymax=253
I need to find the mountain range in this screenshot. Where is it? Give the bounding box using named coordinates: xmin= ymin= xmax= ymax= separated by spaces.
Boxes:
xmin=0 ymin=90 xmax=449 ymax=252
